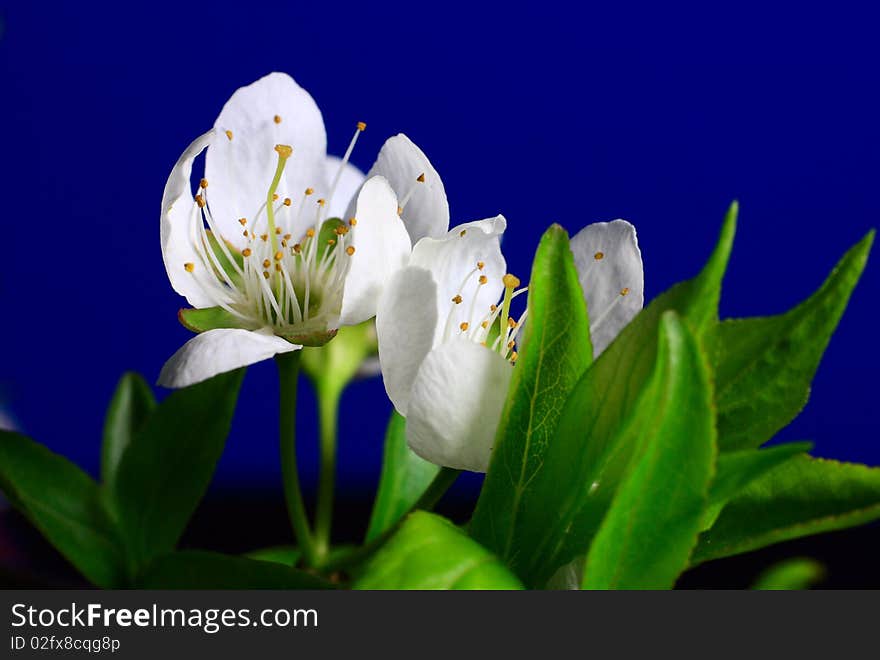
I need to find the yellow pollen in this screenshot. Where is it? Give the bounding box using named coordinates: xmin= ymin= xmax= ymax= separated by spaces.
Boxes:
xmin=305 ymin=187 xmax=314 ymax=196
xmin=508 ymin=317 xmax=517 ymax=328
xmin=621 ymin=287 xmax=630 ymax=296
xmin=502 ymin=273 xmax=521 ymax=289
xmin=263 ymin=271 xmax=270 ymax=279
xmin=273 ymin=193 xmax=279 ymax=201
xmin=452 ymin=295 xmax=463 ymax=304
xmin=460 ymin=322 xmax=470 ymax=331
xmin=460 ymin=229 xmax=467 ymax=237
xmin=242 ymin=248 xmax=252 ymax=257
xmin=416 ymin=172 xmax=425 ymax=183
xmin=283 ymin=197 xmax=292 ymax=206
xmin=306 ymin=228 xmax=315 ymax=238
xmin=199 ymin=178 xmax=208 ymax=189
xmin=238 ymin=217 xmax=247 ymax=225
xmin=335 ymin=226 xmax=345 ymax=235
xmin=346 ymin=246 xmax=356 ymax=256
xmin=262 ymin=259 xmax=271 ymax=268
xmin=479 ymin=275 xmax=488 ymax=285
xmin=195 ymin=194 xmax=205 ymax=208
xmin=274 ymin=250 xmax=284 ymax=261
xmin=260 ymin=233 xmax=268 ymax=242
xmin=511 ymin=351 xmax=519 ymax=363
xmin=594 ymin=251 xmax=605 ymax=260
xmin=477 ymin=261 xmax=485 ymax=270
xmin=317 ymin=199 xmax=326 ymax=207
xmin=490 ymin=304 xmax=497 ymax=312
xmin=348 ymin=217 xmax=357 ymax=226
xmin=224 ymin=129 xmax=233 ymax=141
xmin=274 ymin=114 xmax=282 ymax=124
xmin=327 ymin=239 xmax=336 ymax=245
xmin=274 ymin=144 xmax=292 ymax=158
xmin=184 ymin=262 xmax=194 ymax=272
xmin=481 ymin=321 xmax=489 ymax=329
xmin=357 ymin=121 xmax=367 ymax=131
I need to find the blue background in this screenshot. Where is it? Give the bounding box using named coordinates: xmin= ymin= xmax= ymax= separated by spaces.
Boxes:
xmin=0 ymin=1 xmax=877 ymax=498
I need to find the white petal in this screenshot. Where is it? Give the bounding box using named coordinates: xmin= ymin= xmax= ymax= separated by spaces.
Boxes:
xmin=570 ymin=220 xmax=644 ymax=356
xmin=160 ymin=129 xmax=219 ymax=308
xmin=376 ymin=266 xmax=439 ymax=415
xmin=205 ymin=72 xmax=328 ymax=247
xmin=356 ymin=134 xmax=449 ymax=245
xmin=158 ymin=328 xmax=300 ymax=388
xmin=338 ymin=176 xmax=412 ymax=327
xmin=409 ymin=216 xmax=508 ymax=342
xmin=324 ymin=155 xmax=365 ymax=220
xmin=406 ymin=338 xmax=513 ymax=472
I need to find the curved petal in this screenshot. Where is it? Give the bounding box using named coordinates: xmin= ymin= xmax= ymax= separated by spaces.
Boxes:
xmin=376 ymin=266 xmax=439 ymax=415
xmin=161 ymin=129 xmax=219 ymax=308
xmin=324 ymin=155 xmax=365 ymax=221
xmin=570 ymin=220 xmax=644 ymax=356
xmin=354 ymin=134 xmax=449 ymax=245
xmin=408 ymin=215 xmax=508 ymax=343
xmin=406 ymin=338 xmax=513 ymax=472
xmin=205 ymin=72 xmax=328 ymax=247
xmin=338 ymin=176 xmax=412 ymax=327
xmin=158 ymin=328 xmax=300 ymax=388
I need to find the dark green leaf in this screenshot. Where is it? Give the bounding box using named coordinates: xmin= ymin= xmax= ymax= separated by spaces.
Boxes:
xmin=138 ymin=550 xmax=332 ymax=589
xmin=474 ymin=205 xmax=737 ymax=586
xmin=101 ymin=372 xmax=156 ymax=491
xmin=470 ymin=225 xmax=592 ymax=558
xmin=750 ymin=557 xmax=826 ymax=590
xmin=366 ymin=411 xmax=440 ymax=541
xmin=110 ymin=370 xmax=244 ymax=568
xmin=355 ymin=512 xmax=523 ymax=590
xmin=582 ymin=312 xmax=715 ymax=589
xmin=245 ymin=546 xmax=302 ymax=565
xmin=711 ymin=231 xmax=873 ymax=451
xmin=693 ymin=456 xmax=880 ymax=565
xmin=0 ymin=431 xmax=127 ymax=587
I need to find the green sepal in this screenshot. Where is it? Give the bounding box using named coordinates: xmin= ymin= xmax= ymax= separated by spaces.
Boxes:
xmin=750 ymin=557 xmax=826 ymax=590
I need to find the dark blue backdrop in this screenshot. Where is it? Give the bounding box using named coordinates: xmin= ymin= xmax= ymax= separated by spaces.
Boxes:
xmin=1 ymin=1 xmax=877 ymax=495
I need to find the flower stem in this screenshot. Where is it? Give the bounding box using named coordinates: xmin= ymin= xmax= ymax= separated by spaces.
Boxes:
xmin=275 ymin=351 xmax=318 ymax=567
xmin=313 ymin=381 xmax=341 ymax=562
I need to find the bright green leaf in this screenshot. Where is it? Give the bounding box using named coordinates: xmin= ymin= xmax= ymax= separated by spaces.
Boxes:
xmin=750 ymin=557 xmax=826 ymax=590
xmin=366 ymin=411 xmax=440 ymax=542
xmin=101 ymin=372 xmax=156 ymax=491
xmin=138 ymin=550 xmax=332 ymax=589
xmin=469 ymin=224 xmax=592 ymax=559
xmin=110 ymin=369 xmax=245 ymax=568
xmin=693 ymin=456 xmax=880 ymax=565
xmin=582 ymin=312 xmax=715 ymax=589
xmin=0 ymin=431 xmax=128 ymax=587
xmin=355 ymin=512 xmax=523 ymax=590
xmin=711 ymin=231 xmax=874 ymax=451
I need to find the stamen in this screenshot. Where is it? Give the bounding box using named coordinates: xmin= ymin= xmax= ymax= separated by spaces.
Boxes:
xmin=397 ymin=173 xmax=425 ymax=215
xmin=225 ymin=130 xmax=234 ymax=141
xmin=274 ymin=114 xmax=282 ymax=124
xmin=265 ymin=145 xmax=293 ymax=255
xmin=594 ymin=251 xmax=604 ymax=260
xmin=184 ymin=262 xmax=194 ymax=272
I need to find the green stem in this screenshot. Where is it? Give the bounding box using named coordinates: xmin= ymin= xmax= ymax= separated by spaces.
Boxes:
xmin=313 ymin=381 xmax=341 ymax=562
xmin=276 ymin=351 xmax=318 ymax=567
xmin=413 ymin=467 xmax=461 ymax=511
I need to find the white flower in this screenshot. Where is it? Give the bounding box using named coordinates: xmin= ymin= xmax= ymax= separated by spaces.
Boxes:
xmin=376 ymin=219 xmax=643 ymax=472
xmin=158 ymin=73 xmax=449 ymax=387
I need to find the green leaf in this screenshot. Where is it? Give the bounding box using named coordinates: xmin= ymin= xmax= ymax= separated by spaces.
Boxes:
xmin=245 ymin=546 xmax=302 ymax=565
xmin=138 ymin=550 xmax=332 ymax=589
xmin=702 ymin=442 xmax=811 ymax=530
xmin=693 ymin=456 xmax=880 ymax=565
xmin=711 ymin=231 xmax=874 ymax=451
xmin=581 ymin=312 xmax=715 ymax=589
xmin=366 ymin=411 xmax=440 ymax=542
xmin=0 ymin=431 xmax=128 ymax=587
xmin=750 ymin=557 xmax=826 ymax=590
xmin=469 ymin=224 xmax=592 ymax=558
xmin=101 ymin=372 xmax=156 ymax=491
xmin=355 ymin=512 xmax=523 ymax=590
xmin=473 ymin=205 xmax=737 ymax=586
xmin=110 ymin=370 xmax=245 ymax=568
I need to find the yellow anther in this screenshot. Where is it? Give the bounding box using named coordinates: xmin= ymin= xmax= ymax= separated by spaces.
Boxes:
xmin=479 ymin=275 xmax=488 ymax=285
xmin=508 ymin=340 xmax=515 ymax=349
xmin=335 ymin=225 xmax=346 ymax=235
xmin=283 ymin=197 xmax=291 ymax=206
xmin=481 ymin=321 xmax=489 ymax=329
xmin=477 ymin=261 xmax=485 ymax=270
xmin=594 ymin=251 xmax=605 ymax=260
xmin=305 ymin=187 xmax=314 ymax=195
xmin=242 ymin=230 xmax=249 ymax=237
xmin=490 ymin=304 xmax=497 ymax=312
xmin=327 ymin=238 xmax=336 ymax=245
xmin=242 ymin=248 xmax=252 ymax=257
xmin=306 ymin=228 xmax=315 ymax=238
xmin=274 ymin=114 xmax=282 ymax=124
xmin=348 ymin=217 xmax=357 ymax=226
xmin=263 ymin=271 xmax=270 ymax=279
xmin=195 ymin=194 xmax=205 ymax=208
xmin=281 ymin=239 xmax=288 ymax=247
xmin=273 ymin=193 xmax=279 ymax=201
xmin=460 ymin=322 xmax=470 ymax=331
xmin=508 ymin=317 xmax=517 ymax=328
xmin=260 ymin=233 xmax=268 ymax=242
xmin=511 ymin=351 xmax=519 ymax=363
xmin=452 ymin=295 xmax=463 ymax=304
xmin=357 ymin=121 xmax=367 ymax=131
xmin=416 ymin=172 xmax=425 ymax=183
xmin=502 ymin=273 xmax=521 ymax=289
xmin=238 ymin=217 xmax=247 ymax=225
xmin=346 ymin=246 xmax=356 ymax=256
xmin=275 ymin=227 xmax=282 ymax=234
xmin=262 ymin=259 xmax=271 ymax=268
xmin=224 ymin=129 xmax=233 ymax=141
xmin=293 ymin=243 xmax=302 ymax=253
xmin=459 ymin=229 xmax=467 ymax=237
xmin=621 ymin=287 xmax=630 ymax=296
xmin=274 ymin=250 xmax=284 ymax=261
xmin=275 ymin=263 xmax=282 ymax=272
xmin=283 ymin=233 xmax=292 ymax=240
xmin=184 ymin=262 xmax=194 ymax=273
xmin=274 ymin=144 xmax=292 ymax=158
xmin=199 ymin=178 xmax=208 ymax=189
xmin=397 ymin=206 xmax=403 ymax=216
xmin=317 ymin=198 xmax=326 ymax=207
